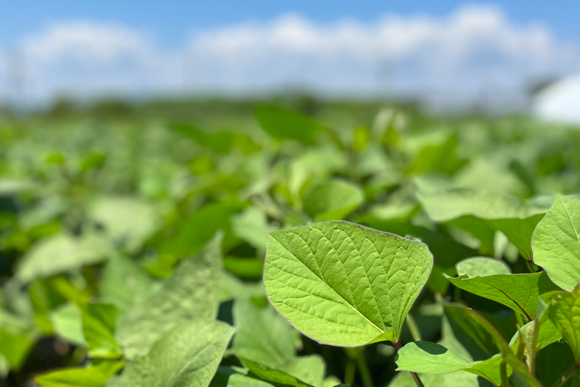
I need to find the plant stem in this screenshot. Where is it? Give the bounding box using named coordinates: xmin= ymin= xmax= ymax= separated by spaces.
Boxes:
xmin=394 ymin=341 xmax=424 ymax=387
xmin=357 ymin=354 xmax=375 ymax=387
xmin=500 ymin=360 xmax=509 ymax=387
xmin=344 ymin=358 xmax=356 ymax=386
xmin=525 ymin=259 xmax=537 ymax=273
xmin=406 ymin=314 xmax=422 ymax=342
xmin=550 ymin=363 xmax=580 ymax=387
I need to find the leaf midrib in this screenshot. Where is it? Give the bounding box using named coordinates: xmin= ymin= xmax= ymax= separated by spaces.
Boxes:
xmin=269 ymin=234 xmax=385 ymax=337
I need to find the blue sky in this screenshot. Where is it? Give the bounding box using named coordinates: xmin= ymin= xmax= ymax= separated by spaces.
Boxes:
xmin=1 ymin=1 xmax=579 ymax=106
xmin=2 ymin=1 xmax=579 ymax=48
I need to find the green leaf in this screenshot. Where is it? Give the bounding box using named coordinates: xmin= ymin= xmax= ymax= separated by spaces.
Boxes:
xmin=99 ymin=254 xmax=155 ymax=316
xmin=276 ymin=355 xmax=326 ymax=387
xmin=49 ymin=302 xmax=86 ymax=346
xmin=407 ymin=134 xmax=468 ymax=176
xmin=397 ymin=307 xmax=543 ymax=386
xmin=223 ymin=257 xmax=264 ymax=280
xmin=231 ymin=301 xmax=298 ymax=367
xmin=36 ymin=360 xmax=125 ymax=387
xmin=255 ymin=106 xmax=326 ymax=145
xmin=446 ymin=270 xmax=543 ymax=320
xmin=116 ymin=234 xmax=222 ymax=358
xmin=417 ymin=188 xmax=545 ymax=258
xmin=0 ymin=328 xmax=35 ymax=370
xmin=231 ymin=207 xmax=269 ymax=251
xmin=80 ymin=303 xmax=122 ymax=359
xmin=160 ymin=200 xmax=245 ymax=261
xmin=456 ymin=257 xmax=511 ymax=277
xmin=396 ymin=341 xmax=472 ymax=374
xmin=219 ymin=271 xmax=265 ymax=303
xmin=210 ymin=366 xmax=271 ymax=387
xmin=108 ymin=320 xmax=234 ymax=387
xmin=535 ymin=342 xmax=577 ymax=387
xmin=89 ymin=196 xmax=159 ymax=253
xmin=532 ymin=196 xmax=580 ymax=291
xmin=264 ymin=221 xmax=433 ymax=346
xmin=303 ymin=180 xmax=364 ymax=222
xmin=465 ymin=309 xmax=542 ymax=387
xmin=17 ymin=233 xmax=113 ymax=282
xmin=243 ymin=359 xmax=314 ymax=387
xmin=549 ymin=286 xmax=580 ymax=362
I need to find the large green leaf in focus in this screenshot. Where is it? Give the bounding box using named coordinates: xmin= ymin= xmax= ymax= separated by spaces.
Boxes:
xmin=264 ymin=221 xmax=433 ymax=347
xmin=232 ymin=301 xmax=298 ymax=366
xmin=36 ymin=360 xmax=125 ymax=387
xmin=116 ymin=234 xmax=222 ymax=358
xmin=549 ymin=286 xmax=580 ymax=362
xmin=255 ymin=106 xmax=326 ymax=145
xmin=417 ymin=188 xmax=545 ymax=258
xmin=108 ymin=320 xmax=234 ymax=387
xmin=303 ymin=180 xmax=364 ymax=222
xmin=532 ymin=196 xmax=580 ymax=291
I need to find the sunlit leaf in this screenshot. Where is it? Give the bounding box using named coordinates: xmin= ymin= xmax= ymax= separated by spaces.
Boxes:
xmin=116 ymin=234 xmax=222 ymax=358
xmin=264 ymin=221 xmax=432 ymax=346
xmin=303 ymin=180 xmax=364 ymax=222
xmin=108 ymin=320 xmax=234 ymax=387
xmin=532 ymin=196 xmax=580 ymax=291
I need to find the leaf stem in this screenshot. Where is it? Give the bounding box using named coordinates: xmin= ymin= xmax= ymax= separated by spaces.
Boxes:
xmin=394 ymin=341 xmax=425 ymax=387
xmin=406 ymin=314 xmax=422 ymax=342
xmin=550 ymin=363 xmax=580 ymax=387
xmin=344 ymin=357 xmax=356 ymax=386
xmin=357 ymin=353 xmax=375 ymax=387
xmin=525 ymin=259 xmax=537 ymax=273
xmin=500 ymin=360 xmax=509 ymax=387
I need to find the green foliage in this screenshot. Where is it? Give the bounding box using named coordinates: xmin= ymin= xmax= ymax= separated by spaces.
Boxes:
xmin=2 ymin=100 xmax=580 ymax=387
xmin=264 ymin=221 xmax=433 ymax=346
xmin=533 ymin=196 xmax=580 ymax=291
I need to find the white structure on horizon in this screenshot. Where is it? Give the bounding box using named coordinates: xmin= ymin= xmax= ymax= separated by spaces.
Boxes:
xmin=535 ymin=74 xmax=580 ymax=126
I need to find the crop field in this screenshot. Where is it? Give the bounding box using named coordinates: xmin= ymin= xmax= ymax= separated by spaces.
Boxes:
xmin=1 ymin=99 xmax=580 ymax=387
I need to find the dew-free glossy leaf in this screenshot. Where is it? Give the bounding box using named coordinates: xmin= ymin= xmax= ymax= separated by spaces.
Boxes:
xmin=36 ymin=360 xmax=125 ymax=387
xmin=532 ymin=196 xmax=580 ymax=291
xmin=116 ymin=234 xmax=222 ymax=358
xmin=264 ymin=221 xmax=433 ymax=347
xmin=231 ymin=301 xmax=298 ymax=366
xmin=303 ymin=180 xmax=364 ymax=222
xmin=108 ymin=320 xmax=234 ymax=387
xmin=549 ymin=286 xmax=580 ymax=362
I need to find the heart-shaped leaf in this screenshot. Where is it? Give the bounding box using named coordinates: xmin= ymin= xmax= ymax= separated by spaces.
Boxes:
xmin=108 ymin=320 xmax=234 ymax=387
xmin=532 ymin=196 xmax=580 ymax=291
xmin=264 ymin=221 xmax=433 ymax=347
xmin=549 ymin=286 xmax=580 ymax=362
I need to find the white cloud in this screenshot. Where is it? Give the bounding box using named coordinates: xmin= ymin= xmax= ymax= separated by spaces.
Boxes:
xmin=2 ymin=5 xmax=579 ymax=108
